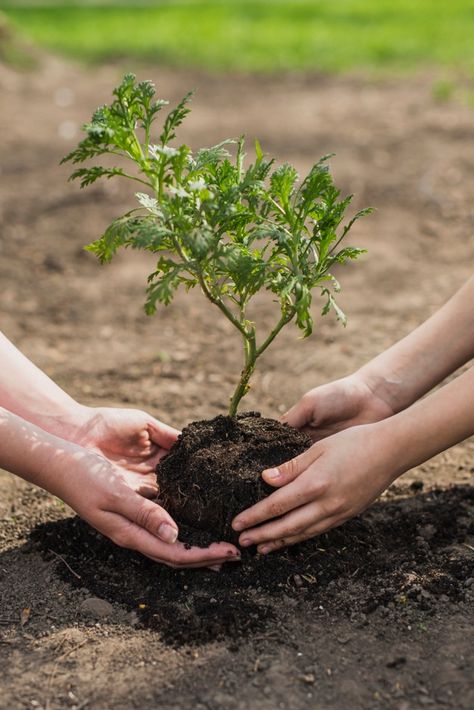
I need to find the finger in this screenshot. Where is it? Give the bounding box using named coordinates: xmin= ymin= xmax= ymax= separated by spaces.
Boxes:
xmin=280 ymin=396 xmax=313 ymax=429
xmin=147 ymin=419 xmax=180 ymax=450
xmin=232 ymin=451 xmax=322 ymax=532
xmin=113 ymin=459 xmax=156 ymax=474
xmin=117 ymin=522 xmax=240 ymax=568
xmin=257 ymin=515 xmax=342 ymax=554
xmin=238 ymin=502 xmax=325 ymax=548
xmin=134 ymin=472 xmax=159 ymax=499
xmin=261 ymin=445 xmax=322 ymax=488
xmin=122 ymin=441 xmax=156 ymax=458
xmin=109 ymin=491 xmax=179 ymax=544
xmin=137 ymin=482 xmax=159 ymax=499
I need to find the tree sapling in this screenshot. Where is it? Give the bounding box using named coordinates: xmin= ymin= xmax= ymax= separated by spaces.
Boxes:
xmin=63 ymin=74 xmax=371 ymax=542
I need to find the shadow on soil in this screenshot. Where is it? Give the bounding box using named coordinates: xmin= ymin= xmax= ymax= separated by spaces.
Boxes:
xmin=26 ymin=486 xmax=474 ymax=647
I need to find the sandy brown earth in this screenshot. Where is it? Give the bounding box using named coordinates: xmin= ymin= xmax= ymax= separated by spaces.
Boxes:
xmin=0 ymin=56 xmax=473 ymax=709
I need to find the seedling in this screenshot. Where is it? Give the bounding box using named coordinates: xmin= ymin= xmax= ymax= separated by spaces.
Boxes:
xmin=63 ymin=74 xmax=371 ymax=415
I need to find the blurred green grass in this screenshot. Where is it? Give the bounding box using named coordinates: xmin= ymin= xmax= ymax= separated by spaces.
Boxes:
xmin=2 ymin=1 xmax=474 ymax=73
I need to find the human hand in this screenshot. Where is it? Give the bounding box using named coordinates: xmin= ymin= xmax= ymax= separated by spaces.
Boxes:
xmin=232 ymin=422 xmax=397 ymax=553
xmin=52 ymin=446 xmax=240 ymax=568
xmin=282 ymin=373 xmax=394 ymax=442
xmin=69 ymin=406 xmax=179 ymax=475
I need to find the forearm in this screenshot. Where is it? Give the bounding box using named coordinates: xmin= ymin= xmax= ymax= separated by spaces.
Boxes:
xmin=358 ymin=277 xmax=474 ymax=413
xmin=0 ymin=332 xmax=87 ymax=436
xmin=377 ymin=366 xmax=474 ymax=479
xmin=0 ymin=406 xmax=81 ymax=496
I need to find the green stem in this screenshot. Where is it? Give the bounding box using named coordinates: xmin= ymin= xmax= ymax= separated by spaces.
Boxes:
xmin=256 ymin=308 xmax=296 ymax=358
xmin=198 ymin=276 xmax=249 ymax=339
xmin=228 ymin=308 xmax=296 ymax=416
xmin=228 ymin=329 xmax=257 ymax=417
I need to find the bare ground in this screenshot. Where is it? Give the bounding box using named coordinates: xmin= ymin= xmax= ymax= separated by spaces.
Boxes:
xmin=0 ymin=57 xmax=473 ymax=709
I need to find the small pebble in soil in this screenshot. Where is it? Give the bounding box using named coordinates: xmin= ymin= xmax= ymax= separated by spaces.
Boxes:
xmin=79 ymin=597 xmax=114 ymax=619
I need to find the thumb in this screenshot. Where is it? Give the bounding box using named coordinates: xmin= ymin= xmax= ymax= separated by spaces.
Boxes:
xmin=262 ymin=446 xmax=319 ymax=488
xmin=116 ymin=492 xmax=179 ymax=544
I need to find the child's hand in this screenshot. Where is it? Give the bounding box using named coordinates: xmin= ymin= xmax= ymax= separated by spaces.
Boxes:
xmin=282 ymin=374 xmax=394 ymax=442
xmin=232 ymin=422 xmax=396 ymax=553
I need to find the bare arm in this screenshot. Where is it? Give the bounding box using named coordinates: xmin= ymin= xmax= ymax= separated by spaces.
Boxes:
xmin=359 ymin=276 xmax=474 ymax=413
xmin=0 ymin=331 xmax=85 ymax=436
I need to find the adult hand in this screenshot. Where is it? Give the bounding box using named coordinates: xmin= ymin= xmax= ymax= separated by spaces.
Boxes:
xmin=232 ymin=422 xmax=396 ymax=553
xmin=282 ymin=373 xmax=394 ymax=442
xmin=54 ymin=447 xmax=240 ymax=568
xmin=70 ymin=406 xmax=179 ymax=475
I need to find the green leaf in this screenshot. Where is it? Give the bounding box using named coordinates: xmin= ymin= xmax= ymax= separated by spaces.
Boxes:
xmin=160 ymin=91 xmax=193 ymax=145
xmin=270 ymin=163 xmax=299 ymax=205
xmin=321 ymin=288 xmax=347 ymax=326
xmin=136 ymin=192 xmax=163 ymax=217
xmin=146 ymin=258 xmax=187 ymax=310
xmin=69 ymin=166 xmax=126 ymax=188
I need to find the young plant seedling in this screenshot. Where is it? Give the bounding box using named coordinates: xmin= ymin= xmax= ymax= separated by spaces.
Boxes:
xmin=63 ymin=73 xmax=371 ymax=416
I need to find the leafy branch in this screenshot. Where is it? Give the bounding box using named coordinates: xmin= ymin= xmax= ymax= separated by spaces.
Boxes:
xmin=63 ymin=73 xmax=372 ymax=416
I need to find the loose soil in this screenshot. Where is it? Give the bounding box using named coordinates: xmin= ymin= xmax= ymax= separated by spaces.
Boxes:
xmin=158 ymin=413 xmax=311 ymax=543
xmin=0 ymin=55 xmax=473 ymax=709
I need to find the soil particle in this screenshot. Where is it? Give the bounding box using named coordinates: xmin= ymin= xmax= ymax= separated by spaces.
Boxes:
xmin=79 ymin=597 xmax=114 ymax=620
xmin=157 ymin=412 xmax=312 ymax=542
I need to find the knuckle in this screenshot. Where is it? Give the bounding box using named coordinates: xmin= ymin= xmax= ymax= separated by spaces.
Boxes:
xmin=268 ymin=501 xmax=285 ymax=518
xmin=103 ymin=487 xmax=122 ymax=508
xmin=309 ymin=476 xmax=329 ymax=496
xmin=280 ymin=456 xmax=300 ymax=479
xmin=135 ymin=502 xmax=159 ymax=531
xmin=300 ymin=391 xmax=314 ymax=409
xmin=321 ymin=498 xmax=345 ymax=518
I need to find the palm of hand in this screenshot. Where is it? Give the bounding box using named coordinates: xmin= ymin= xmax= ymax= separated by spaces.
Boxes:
xmin=76 ymin=407 xmax=179 ymax=475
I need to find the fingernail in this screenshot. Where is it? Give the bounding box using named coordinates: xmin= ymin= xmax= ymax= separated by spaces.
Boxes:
xmin=158 ymin=522 xmax=178 ymax=544
xmin=233 ymin=520 xmax=244 ymax=531
xmin=265 ymin=468 xmax=281 ymax=480
xmin=240 ymin=538 xmax=252 ymax=547
xmin=259 ymin=545 xmax=272 ymax=555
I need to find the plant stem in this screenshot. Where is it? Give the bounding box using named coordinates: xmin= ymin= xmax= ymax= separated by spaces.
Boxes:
xmin=228 ymin=329 xmax=257 ymax=417
xmin=228 ymin=309 xmax=296 ymax=416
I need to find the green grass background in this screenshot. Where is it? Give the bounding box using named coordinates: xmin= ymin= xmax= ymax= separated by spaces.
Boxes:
xmin=2 ymin=0 xmax=474 ymax=73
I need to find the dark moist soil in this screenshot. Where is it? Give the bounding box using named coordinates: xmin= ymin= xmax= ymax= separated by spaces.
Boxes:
xmin=157 ymin=412 xmax=312 ymax=544
xmin=28 ymin=485 xmax=474 ymax=648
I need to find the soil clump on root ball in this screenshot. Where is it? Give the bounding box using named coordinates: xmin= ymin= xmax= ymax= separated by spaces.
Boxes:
xmin=157 ymin=412 xmax=312 ymax=544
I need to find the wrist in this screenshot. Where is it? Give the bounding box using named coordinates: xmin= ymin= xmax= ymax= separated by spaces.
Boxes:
xmin=36 ymin=402 xmax=93 ymax=443
xmin=363 ymin=419 xmax=404 ymax=487
xmin=347 ymin=370 xmax=397 ymax=421
xmin=355 ymin=363 xmax=413 ymax=416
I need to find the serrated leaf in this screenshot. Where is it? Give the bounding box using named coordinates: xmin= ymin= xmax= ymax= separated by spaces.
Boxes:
xmin=136 ymin=192 xmax=163 ymax=217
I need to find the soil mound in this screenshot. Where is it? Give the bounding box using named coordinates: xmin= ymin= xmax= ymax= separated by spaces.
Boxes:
xmin=157 ymin=412 xmax=312 ymax=542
